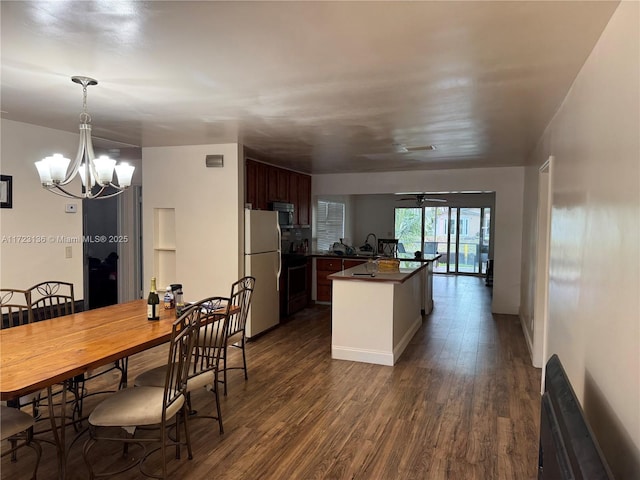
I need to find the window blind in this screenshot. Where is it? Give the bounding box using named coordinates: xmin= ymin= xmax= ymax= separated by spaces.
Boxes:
xmin=316 ymin=200 xmax=345 ymax=251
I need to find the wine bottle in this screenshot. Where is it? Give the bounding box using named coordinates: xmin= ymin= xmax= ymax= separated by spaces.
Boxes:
xmin=147 ymin=277 xmax=160 ymax=320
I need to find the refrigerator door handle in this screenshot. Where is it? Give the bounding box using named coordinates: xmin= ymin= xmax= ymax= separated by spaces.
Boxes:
xmin=276 ymin=223 xmax=282 ymax=290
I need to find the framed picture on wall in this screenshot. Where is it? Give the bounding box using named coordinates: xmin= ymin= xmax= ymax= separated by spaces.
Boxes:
xmin=1 ymin=175 xmax=13 ymax=208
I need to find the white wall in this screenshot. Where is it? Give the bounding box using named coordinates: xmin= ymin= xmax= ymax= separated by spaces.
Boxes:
xmin=313 ymin=166 xmax=524 ymax=314
xmin=142 ymin=143 xmax=244 ymax=301
xmin=521 ymin=2 xmax=639 ymax=477
xmin=0 ymin=119 xmax=84 ymax=294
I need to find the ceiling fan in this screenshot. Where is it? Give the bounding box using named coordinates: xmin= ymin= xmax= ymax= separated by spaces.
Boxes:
xmin=392 ymin=143 xmax=436 ymax=153
xmin=395 ymin=193 xmax=447 ymax=207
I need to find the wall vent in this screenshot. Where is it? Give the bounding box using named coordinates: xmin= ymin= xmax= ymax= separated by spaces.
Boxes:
xmin=205 ymin=155 xmax=224 ymax=167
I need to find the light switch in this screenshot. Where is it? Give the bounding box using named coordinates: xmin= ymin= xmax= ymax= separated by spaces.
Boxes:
xmin=65 ymin=246 xmax=72 ymax=258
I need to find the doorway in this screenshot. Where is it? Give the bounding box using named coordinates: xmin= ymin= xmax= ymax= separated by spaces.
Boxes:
xmin=395 ymin=205 xmax=492 ymax=276
xmin=83 ymin=196 xmax=119 ymax=309
xmin=534 ymin=157 xmax=553 ymax=374
xmin=82 ymin=185 xmax=143 ymax=309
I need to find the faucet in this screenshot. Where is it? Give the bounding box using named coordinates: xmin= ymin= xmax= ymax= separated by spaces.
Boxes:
xmin=365 ymin=233 xmax=377 ymax=254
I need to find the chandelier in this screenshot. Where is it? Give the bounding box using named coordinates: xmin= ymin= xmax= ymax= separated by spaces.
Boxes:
xmin=34 ymin=76 xmax=135 ymax=200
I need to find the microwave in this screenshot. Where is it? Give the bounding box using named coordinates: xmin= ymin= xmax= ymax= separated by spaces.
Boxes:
xmin=270 ymin=202 xmax=295 ymax=229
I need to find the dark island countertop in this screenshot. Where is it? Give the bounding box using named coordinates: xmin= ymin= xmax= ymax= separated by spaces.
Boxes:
xmin=306 ymin=251 xmax=441 ymax=263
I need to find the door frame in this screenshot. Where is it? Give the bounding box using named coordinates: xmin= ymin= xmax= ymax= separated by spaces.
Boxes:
xmin=117 ymin=185 xmax=143 ymax=302
xmin=534 ymin=156 xmax=553 ymax=379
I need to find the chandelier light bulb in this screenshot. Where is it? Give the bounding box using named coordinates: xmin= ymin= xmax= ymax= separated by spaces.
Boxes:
xmin=114 ymin=162 xmax=135 ymax=187
xmin=35 ymin=159 xmax=53 ymax=186
xmin=46 ymin=154 xmax=71 ymax=183
xmin=93 ymin=155 xmax=116 ymax=185
xmin=78 ymin=163 xmax=95 ymax=187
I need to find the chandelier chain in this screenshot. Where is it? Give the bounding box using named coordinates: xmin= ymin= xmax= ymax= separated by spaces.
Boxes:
xmin=80 ymin=84 xmax=91 ymax=125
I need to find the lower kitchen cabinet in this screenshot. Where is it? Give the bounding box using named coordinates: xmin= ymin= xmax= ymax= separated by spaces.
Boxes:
xmin=316 ymin=257 xmax=366 ymax=302
xmin=343 ymin=259 xmax=367 ymax=270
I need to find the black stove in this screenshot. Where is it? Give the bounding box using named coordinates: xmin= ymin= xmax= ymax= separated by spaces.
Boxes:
xmin=281 ymin=254 xmax=309 ymax=317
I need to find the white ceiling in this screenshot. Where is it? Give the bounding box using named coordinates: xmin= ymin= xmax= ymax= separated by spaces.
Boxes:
xmin=1 ymin=1 xmax=618 ymax=174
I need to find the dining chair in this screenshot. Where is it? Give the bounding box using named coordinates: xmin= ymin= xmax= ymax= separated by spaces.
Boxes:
xmin=134 ymin=297 xmax=231 ymax=434
xmin=220 ymin=276 xmax=255 ymax=396
xmin=0 ymin=288 xmax=43 ymax=463
xmin=28 ymin=281 xmax=75 ymax=321
xmin=0 ymin=288 xmax=33 ymax=328
xmin=0 ymin=288 xmax=41 ymax=422
xmin=28 ymin=281 xmax=127 ymax=423
xmin=82 ymin=305 xmax=197 ymax=480
xmin=1 ymin=405 xmax=43 ymax=480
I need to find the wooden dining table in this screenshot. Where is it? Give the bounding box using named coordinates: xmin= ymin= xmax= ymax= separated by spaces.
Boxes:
xmin=0 ymin=298 xmax=237 ymax=479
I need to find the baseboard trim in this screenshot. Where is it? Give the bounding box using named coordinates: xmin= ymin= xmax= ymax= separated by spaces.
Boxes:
xmin=331 ymin=346 xmax=394 ymax=366
xmin=393 ymin=315 xmax=422 ymax=362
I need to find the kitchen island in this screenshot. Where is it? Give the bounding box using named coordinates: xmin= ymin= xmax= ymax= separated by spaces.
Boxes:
xmin=328 ymin=261 xmax=431 ymax=366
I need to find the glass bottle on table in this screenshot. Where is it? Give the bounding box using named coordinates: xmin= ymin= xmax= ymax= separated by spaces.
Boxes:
xmin=174 ymin=285 xmax=185 ymax=318
xmin=163 ymin=286 xmax=174 ymax=310
xmin=147 ymin=277 xmax=160 ymax=320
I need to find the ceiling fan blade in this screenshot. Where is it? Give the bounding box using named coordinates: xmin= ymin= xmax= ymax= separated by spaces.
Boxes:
xmin=405 ymin=145 xmax=436 ymax=152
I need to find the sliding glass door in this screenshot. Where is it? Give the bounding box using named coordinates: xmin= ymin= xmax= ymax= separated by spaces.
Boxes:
xmin=423 ymin=206 xmax=449 ymax=273
xmin=396 ymin=205 xmax=491 ymax=275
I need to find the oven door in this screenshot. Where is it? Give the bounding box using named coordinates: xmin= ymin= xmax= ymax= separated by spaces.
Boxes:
xmin=286 ymin=263 xmax=307 ymax=315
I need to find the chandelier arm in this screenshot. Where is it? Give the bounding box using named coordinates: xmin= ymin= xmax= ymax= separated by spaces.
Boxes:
xmin=84 ymin=127 xmax=102 ymax=184
xmin=47 ymin=184 xmax=85 ymax=200
xmin=85 ymin=185 xmax=107 ymax=200
xmin=46 ymin=183 xmax=124 ymax=200
xmin=57 ymin=127 xmax=86 ymax=186
xmin=85 ymin=184 xmax=125 ymax=200
xmin=88 ymin=188 xmax=125 ymax=200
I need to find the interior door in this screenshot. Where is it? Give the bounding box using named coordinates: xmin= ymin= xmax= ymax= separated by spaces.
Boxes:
xmin=83 ymin=195 xmax=119 ymax=309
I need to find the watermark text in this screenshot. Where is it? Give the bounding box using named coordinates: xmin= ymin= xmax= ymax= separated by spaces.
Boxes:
xmin=1 ymin=235 xmax=129 ymax=244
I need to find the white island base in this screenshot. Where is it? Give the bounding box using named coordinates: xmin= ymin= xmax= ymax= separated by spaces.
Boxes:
xmin=329 ymin=262 xmax=428 ymax=366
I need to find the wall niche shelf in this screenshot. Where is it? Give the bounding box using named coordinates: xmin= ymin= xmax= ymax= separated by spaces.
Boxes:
xmin=153 ymin=208 xmax=176 ymax=289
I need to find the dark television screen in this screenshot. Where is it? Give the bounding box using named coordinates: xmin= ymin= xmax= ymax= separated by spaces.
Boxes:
xmin=538 ymin=354 xmax=613 ymax=480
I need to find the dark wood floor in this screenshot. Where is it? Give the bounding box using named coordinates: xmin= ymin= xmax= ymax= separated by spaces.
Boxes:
xmin=1 ymin=275 xmax=541 ymax=479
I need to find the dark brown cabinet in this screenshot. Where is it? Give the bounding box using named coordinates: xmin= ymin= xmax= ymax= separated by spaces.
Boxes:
xmin=288 ymin=172 xmax=299 ymax=222
xmin=267 ymin=168 xmax=288 ymax=203
xmin=343 ymin=259 xmax=366 ymax=270
xmin=315 ymin=258 xmax=366 ymax=302
xmin=277 ymin=169 xmax=289 ymax=202
xmin=246 ymin=159 xmax=269 ymax=210
xmin=316 ymin=258 xmax=342 ymax=302
xmin=297 ymin=174 xmax=311 ymax=226
xmin=245 ymin=159 xmax=311 ymax=226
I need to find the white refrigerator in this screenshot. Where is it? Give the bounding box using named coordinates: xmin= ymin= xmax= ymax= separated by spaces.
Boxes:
xmin=244 ymin=209 xmax=281 ymax=338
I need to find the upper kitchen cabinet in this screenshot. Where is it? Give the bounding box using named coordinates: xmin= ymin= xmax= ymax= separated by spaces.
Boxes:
xmin=245 ymin=159 xmax=311 ymax=227
xmin=246 ymin=159 xmax=269 ymax=210
xmin=297 ymin=173 xmax=311 ymax=226
xmin=267 ymin=167 xmax=289 ymax=203
xmin=288 ymin=172 xmax=299 ymax=224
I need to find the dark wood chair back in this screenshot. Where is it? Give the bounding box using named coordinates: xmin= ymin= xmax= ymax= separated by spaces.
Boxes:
xmin=227 ymin=276 xmax=255 ymax=339
xmin=0 ymin=288 xmax=32 ymax=328
xmin=27 ymin=281 xmax=75 ymax=321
